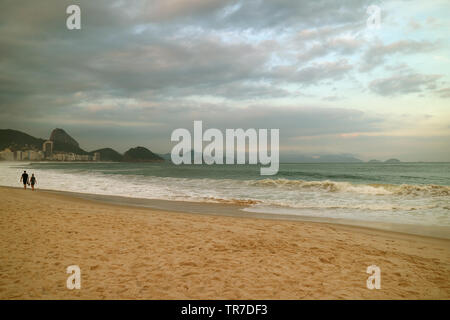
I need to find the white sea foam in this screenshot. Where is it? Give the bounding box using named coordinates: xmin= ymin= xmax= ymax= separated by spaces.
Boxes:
xmin=250 ymin=178 xmax=450 ymax=196
xmin=0 ymin=162 xmax=448 ymax=227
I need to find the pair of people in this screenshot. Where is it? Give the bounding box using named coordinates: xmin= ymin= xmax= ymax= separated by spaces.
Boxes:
xmin=20 ymin=171 xmax=37 ymax=191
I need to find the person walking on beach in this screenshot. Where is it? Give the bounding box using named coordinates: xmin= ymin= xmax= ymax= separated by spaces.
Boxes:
xmin=20 ymin=171 xmax=29 ymax=190
xmin=30 ymin=174 xmax=37 ymax=191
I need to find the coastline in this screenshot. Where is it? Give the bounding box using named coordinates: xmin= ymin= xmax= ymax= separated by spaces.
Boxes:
xmin=10 ymin=185 xmax=450 ymax=240
xmin=0 ymin=186 xmax=449 ymax=299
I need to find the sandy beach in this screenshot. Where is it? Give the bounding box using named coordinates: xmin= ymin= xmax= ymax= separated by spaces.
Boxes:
xmin=0 ymin=186 xmax=449 ymax=299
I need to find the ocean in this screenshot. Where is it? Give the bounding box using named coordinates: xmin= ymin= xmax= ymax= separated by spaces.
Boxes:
xmin=1 ymin=161 xmax=449 ymax=230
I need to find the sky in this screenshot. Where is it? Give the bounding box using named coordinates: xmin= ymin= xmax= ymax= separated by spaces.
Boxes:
xmin=0 ymin=0 xmax=449 ymax=161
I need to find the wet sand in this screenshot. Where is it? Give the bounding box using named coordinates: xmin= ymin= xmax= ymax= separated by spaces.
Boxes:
xmin=0 ymin=186 xmax=449 ymax=299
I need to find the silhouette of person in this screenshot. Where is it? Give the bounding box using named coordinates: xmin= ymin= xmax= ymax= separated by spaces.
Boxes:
xmin=30 ymin=174 xmax=37 ymax=191
xmin=20 ymin=171 xmax=29 ymax=190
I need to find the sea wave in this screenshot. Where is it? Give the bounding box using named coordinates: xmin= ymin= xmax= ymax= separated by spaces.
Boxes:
xmin=250 ymin=179 xmax=450 ymax=196
xmin=200 ymin=197 xmax=262 ymax=205
xmin=1 ymin=162 xmax=449 ymax=227
xmin=277 ymin=170 xmax=371 ymax=181
xmin=202 ymin=197 xmax=439 ymax=211
xmin=390 ymin=184 xmax=450 ymax=196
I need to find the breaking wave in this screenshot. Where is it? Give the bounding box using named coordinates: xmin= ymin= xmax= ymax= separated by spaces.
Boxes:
xmin=250 ymin=179 xmax=450 ymax=196
xmin=1 ymin=162 xmax=449 ymax=228
xmin=200 ymin=197 xmax=262 ymax=205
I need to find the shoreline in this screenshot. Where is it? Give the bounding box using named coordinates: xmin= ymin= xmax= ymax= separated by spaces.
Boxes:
xmin=0 ymin=186 xmax=449 ymax=299
xmin=4 ymin=185 xmax=450 ymax=240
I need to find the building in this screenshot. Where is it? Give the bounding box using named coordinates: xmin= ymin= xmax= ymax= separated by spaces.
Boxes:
xmin=43 ymin=140 xmax=54 ymax=158
xmin=27 ymin=150 xmax=44 ymax=161
xmin=75 ymin=154 xmax=91 ymax=161
xmin=93 ymin=152 xmax=101 ymax=161
xmin=0 ymin=148 xmax=15 ymax=161
xmin=48 ymin=152 xmax=92 ymax=161
xmin=66 ymin=153 xmax=76 ymax=161
xmin=15 ymin=150 xmax=23 ymax=161
xmin=53 ymin=153 xmax=70 ymax=161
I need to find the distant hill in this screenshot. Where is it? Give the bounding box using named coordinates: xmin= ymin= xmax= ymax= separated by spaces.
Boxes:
xmin=0 ymin=129 xmax=45 ymax=151
xmin=49 ymin=128 xmax=88 ymax=155
xmin=50 ymin=128 xmax=79 ymax=147
xmin=159 ymin=150 xmax=203 ymax=162
xmin=368 ymin=159 xmax=382 ymax=163
xmin=385 ymin=158 xmax=401 ymax=163
xmin=159 ymin=152 xmax=172 ymax=161
xmin=281 ymin=153 xmax=363 ymax=163
xmin=123 ymin=146 xmax=164 ymax=162
xmin=90 ymin=148 xmax=123 ymax=162
xmin=312 ymin=154 xmax=363 ymax=163
xmin=0 ymin=128 xmax=163 ymax=163
xmin=160 ymin=151 xmax=364 ymax=163
xmin=51 ymin=140 xmax=89 ymax=155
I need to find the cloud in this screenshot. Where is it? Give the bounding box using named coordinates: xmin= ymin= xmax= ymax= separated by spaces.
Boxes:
xmin=297 ymin=36 xmax=363 ymax=62
xmin=435 ymin=87 xmax=450 ymax=98
xmin=369 ymin=73 xmax=443 ymax=96
xmin=219 ymin=0 xmax=373 ymax=30
xmin=0 ymin=100 xmax=385 ymax=152
xmin=144 ymin=0 xmax=236 ymax=21
xmin=0 ymin=0 xmax=449 ymax=161
xmin=293 ymin=59 xmax=353 ymax=84
xmin=361 ymin=40 xmax=437 ymax=71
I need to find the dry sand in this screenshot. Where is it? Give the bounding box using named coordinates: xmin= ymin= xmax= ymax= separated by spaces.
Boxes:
xmin=0 ymin=186 xmax=449 ymax=299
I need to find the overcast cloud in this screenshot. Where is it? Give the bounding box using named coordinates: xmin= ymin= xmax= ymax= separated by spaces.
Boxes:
xmin=0 ymin=0 xmax=449 ymax=161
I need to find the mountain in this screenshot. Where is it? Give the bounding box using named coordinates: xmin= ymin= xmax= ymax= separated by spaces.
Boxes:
xmin=159 ymin=150 xmax=203 ymax=162
xmin=368 ymin=159 xmax=382 ymax=163
xmin=90 ymin=148 xmax=123 ymax=162
xmin=49 ymin=128 xmax=88 ymax=154
xmin=281 ymin=153 xmax=363 ymax=163
xmin=160 ymin=151 xmax=364 ymax=163
xmin=159 ymin=152 xmax=172 ymax=161
xmin=311 ymin=154 xmax=363 ymax=163
xmin=50 ymin=128 xmax=79 ymax=147
xmin=385 ymin=158 xmax=401 ymax=163
xmin=123 ymin=146 xmax=164 ymax=162
xmin=0 ymin=128 xmax=166 ymax=163
xmin=0 ymin=129 xmax=45 ymax=151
